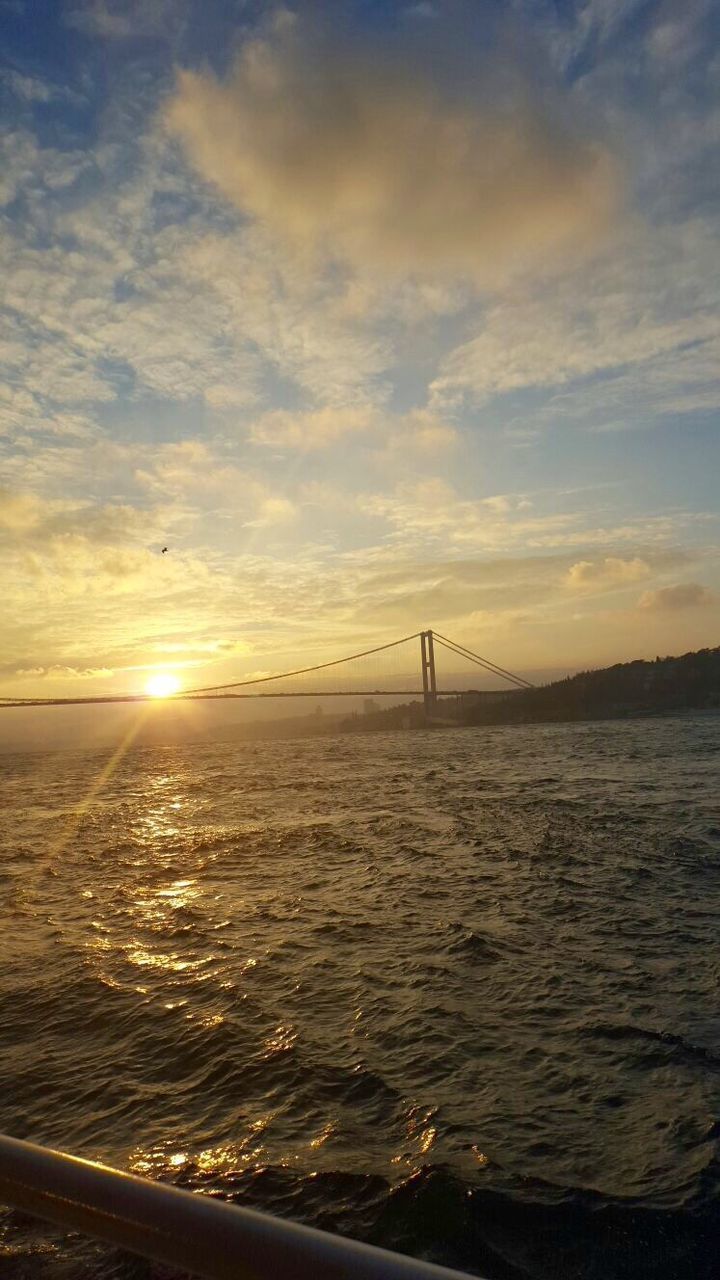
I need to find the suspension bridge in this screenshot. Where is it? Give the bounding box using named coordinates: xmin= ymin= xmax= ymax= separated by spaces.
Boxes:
xmin=0 ymin=630 xmax=533 ymax=713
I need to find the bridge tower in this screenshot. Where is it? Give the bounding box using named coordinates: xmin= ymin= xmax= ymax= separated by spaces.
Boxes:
xmin=420 ymin=630 xmax=437 ymax=717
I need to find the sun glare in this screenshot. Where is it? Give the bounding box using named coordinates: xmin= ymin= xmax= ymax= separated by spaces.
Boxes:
xmin=145 ymin=672 xmax=181 ymax=699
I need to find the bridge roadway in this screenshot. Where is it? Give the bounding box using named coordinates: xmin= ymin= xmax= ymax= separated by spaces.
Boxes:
xmin=0 ymin=688 xmax=518 ymax=708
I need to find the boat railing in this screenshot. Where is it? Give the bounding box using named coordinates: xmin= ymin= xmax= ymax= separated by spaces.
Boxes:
xmin=0 ymin=1133 xmax=478 ymax=1279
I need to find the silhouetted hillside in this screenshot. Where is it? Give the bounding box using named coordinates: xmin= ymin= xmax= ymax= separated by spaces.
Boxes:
xmin=462 ymin=646 xmax=720 ymax=727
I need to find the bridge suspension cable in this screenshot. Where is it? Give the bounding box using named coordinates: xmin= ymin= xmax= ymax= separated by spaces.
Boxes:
xmin=184 ymin=632 xmax=422 ymax=695
xmin=433 ymin=633 xmax=534 ymax=689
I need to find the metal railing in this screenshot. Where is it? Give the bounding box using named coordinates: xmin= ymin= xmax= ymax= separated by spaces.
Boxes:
xmin=0 ymin=1134 xmax=478 ymax=1280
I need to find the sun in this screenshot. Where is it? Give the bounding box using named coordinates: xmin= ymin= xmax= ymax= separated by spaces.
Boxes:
xmin=145 ymin=672 xmax=181 ymax=698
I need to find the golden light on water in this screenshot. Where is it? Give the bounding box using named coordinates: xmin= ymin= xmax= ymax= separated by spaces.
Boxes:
xmin=145 ymin=672 xmax=181 ymax=698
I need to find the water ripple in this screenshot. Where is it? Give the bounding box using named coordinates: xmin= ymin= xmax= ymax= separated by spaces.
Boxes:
xmin=1 ymin=715 xmax=719 ymax=1277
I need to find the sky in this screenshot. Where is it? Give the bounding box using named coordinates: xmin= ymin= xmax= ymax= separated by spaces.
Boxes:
xmin=1 ymin=0 xmax=719 ymax=705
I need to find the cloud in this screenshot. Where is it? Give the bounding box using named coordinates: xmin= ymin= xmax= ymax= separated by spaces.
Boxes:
xmin=0 ymin=489 xmax=56 ymax=533
xmin=167 ymin=10 xmax=617 ymax=285
xmin=0 ymin=131 xmax=42 ymax=206
xmin=65 ymin=0 xmax=186 ymax=39
xmin=511 ymin=333 xmax=720 ymax=438
xmin=357 ymin=478 xmax=700 ymax=556
xmin=1 ymin=71 xmax=55 ymax=105
xmin=359 ymin=478 xmax=587 ymax=553
xmin=430 ymin=220 xmax=720 ymax=409
xmin=0 ymin=144 xmax=266 ymax=425
xmin=183 ymin=229 xmax=394 ymax=406
xmin=250 ymin=406 xmax=375 ymax=451
xmin=373 ymin=409 xmax=458 ymax=464
xmin=0 ymin=383 xmax=99 ymax=441
xmin=13 ymin=664 xmax=114 ymax=680
xmin=249 ymin=405 xmax=458 ymax=456
xmin=245 ymin=496 xmax=296 ymax=529
xmin=0 ymin=484 xmax=178 ymax=561
xmin=566 ymin=556 xmax=651 ymax=590
xmin=639 ymin=582 xmax=714 ymax=611
xmin=132 ymin=440 xmax=298 ymax=528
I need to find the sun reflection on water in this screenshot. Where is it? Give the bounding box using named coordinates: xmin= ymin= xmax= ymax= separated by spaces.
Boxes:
xmin=124 ymin=947 xmax=197 ymax=971
xmin=309 ymin=1121 xmax=337 ymax=1150
xmin=33 ymin=751 xmax=527 ymax=1200
xmin=262 ymin=1023 xmax=297 ymax=1056
xmin=129 ymin=1113 xmax=285 ymax=1184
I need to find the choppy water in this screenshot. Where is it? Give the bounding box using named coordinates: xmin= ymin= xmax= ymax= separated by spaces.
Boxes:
xmin=1 ymin=716 xmax=719 ymax=1278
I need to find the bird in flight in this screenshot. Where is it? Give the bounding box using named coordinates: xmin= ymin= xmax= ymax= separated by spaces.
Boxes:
xmin=161 ymin=546 xmax=168 ymax=554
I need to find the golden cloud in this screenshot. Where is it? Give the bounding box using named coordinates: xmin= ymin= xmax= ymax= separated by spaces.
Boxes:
xmin=167 ymin=12 xmax=617 ymax=284
xmin=249 ymin=405 xmax=457 ymax=455
xmin=566 ymin=557 xmax=651 ymax=590
xmin=639 ymin=582 xmax=713 ymax=611
xmin=250 ymin=406 xmax=375 ymax=451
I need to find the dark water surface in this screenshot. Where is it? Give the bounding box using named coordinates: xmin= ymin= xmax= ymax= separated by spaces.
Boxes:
xmin=1 ymin=717 xmax=719 ymax=1278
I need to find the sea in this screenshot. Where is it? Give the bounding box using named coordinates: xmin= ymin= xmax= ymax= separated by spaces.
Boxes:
xmin=1 ymin=715 xmax=719 ymax=1279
